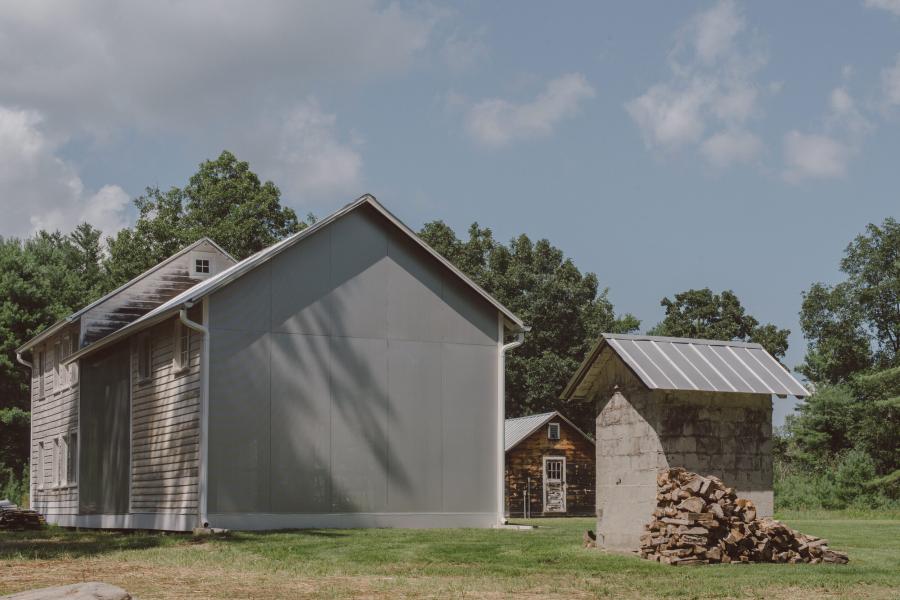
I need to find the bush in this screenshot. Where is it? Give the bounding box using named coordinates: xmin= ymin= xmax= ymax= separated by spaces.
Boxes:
xmin=775 ymin=455 xmax=900 ymax=511
xmin=0 ymin=465 xmax=29 ymax=507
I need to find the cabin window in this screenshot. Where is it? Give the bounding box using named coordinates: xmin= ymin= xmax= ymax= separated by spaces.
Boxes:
xmin=37 ymin=442 xmax=45 ymax=490
xmin=195 ymin=258 xmax=210 ymax=274
xmin=138 ymin=335 xmax=152 ymax=381
xmin=548 ymin=422 xmax=560 ymax=440
xmin=174 ymin=321 xmax=190 ymax=372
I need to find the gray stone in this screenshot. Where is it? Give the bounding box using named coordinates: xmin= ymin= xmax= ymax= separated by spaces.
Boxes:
xmin=1 ymin=582 xmax=132 ymax=600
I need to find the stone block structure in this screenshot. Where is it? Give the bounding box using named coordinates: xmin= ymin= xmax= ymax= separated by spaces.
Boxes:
xmin=560 ymin=334 xmax=808 ymax=551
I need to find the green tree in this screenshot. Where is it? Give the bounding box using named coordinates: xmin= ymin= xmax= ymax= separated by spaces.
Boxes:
xmin=419 ymin=221 xmax=639 ymax=431
xmin=0 ymin=227 xmax=106 ymax=494
xmin=799 ymin=217 xmax=900 ymax=384
xmin=648 ymin=288 xmax=790 ymax=358
xmin=105 ymin=150 xmax=306 ymax=287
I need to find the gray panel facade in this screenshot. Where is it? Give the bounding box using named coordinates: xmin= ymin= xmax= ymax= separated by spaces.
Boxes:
xmin=208 ymin=204 xmax=501 ymax=527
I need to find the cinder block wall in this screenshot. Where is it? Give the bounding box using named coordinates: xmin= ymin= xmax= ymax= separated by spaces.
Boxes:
xmin=596 ymin=388 xmax=773 ymax=551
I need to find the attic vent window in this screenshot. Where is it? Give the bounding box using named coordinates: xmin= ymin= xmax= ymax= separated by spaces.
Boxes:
xmin=195 ymin=259 xmax=210 ymax=274
xmin=548 ymin=422 xmax=560 ymax=440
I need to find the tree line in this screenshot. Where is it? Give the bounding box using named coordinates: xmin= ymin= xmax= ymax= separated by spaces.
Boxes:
xmin=1 ymin=150 xmax=896 ymax=509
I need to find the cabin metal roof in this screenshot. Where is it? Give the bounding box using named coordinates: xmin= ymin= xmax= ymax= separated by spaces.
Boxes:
xmin=16 ymin=237 xmax=234 ymax=354
xmin=504 ymin=411 xmax=594 ymax=452
xmin=65 ymin=194 xmax=525 ymax=364
xmin=561 ymin=333 xmax=809 ymax=401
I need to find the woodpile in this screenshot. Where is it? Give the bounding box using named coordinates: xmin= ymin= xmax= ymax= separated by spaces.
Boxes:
xmin=0 ymin=499 xmax=46 ymax=530
xmin=639 ymin=468 xmax=849 ymax=566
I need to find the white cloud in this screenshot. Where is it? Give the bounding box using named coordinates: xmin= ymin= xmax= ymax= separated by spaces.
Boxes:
xmin=692 ymin=0 xmax=745 ymax=64
xmin=258 ymin=99 xmax=363 ymax=201
xmin=0 ymin=106 xmax=129 ymax=237
xmin=464 ymin=73 xmax=595 ymax=147
xmin=0 ymin=1 xmax=435 ymax=135
xmin=782 ymin=86 xmax=872 ymax=182
xmin=626 ymin=0 xmax=769 ymax=167
xmin=881 ymin=53 xmax=900 ymax=108
xmin=782 ymin=131 xmax=849 ymax=182
xmin=701 ymin=129 xmax=763 ymax=167
xmin=864 ymin=0 xmax=900 ymax=16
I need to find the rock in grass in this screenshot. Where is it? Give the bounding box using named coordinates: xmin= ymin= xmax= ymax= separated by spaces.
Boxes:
xmin=0 ymin=582 xmax=133 ymax=600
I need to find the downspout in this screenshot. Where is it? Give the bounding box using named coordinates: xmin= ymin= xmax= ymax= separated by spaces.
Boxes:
xmin=179 ymin=304 xmax=209 ymax=529
xmin=497 ymin=322 xmax=528 ymax=526
xmin=16 ymin=352 xmax=33 ymax=510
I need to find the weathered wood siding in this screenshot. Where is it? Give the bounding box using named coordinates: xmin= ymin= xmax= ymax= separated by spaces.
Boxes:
xmin=30 ymin=327 xmax=79 ymax=516
xmin=80 ymin=240 xmax=232 ymax=347
xmin=505 ymin=419 xmax=595 ymax=517
xmin=129 ymin=311 xmax=202 ymax=515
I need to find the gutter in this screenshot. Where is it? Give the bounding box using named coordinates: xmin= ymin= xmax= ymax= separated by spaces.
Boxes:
xmin=16 ymin=352 xmax=32 ymax=370
xmin=179 ymin=304 xmax=210 ymax=529
xmin=496 ymin=322 xmax=529 ymax=526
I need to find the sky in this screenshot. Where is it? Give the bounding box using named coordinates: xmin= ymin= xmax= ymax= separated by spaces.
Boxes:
xmin=2 ymin=1 xmax=899 ymax=424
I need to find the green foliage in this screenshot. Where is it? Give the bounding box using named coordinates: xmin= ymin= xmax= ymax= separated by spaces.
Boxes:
xmin=419 ymin=221 xmax=638 ymax=430
xmin=648 ymin=288 xmax=790 ymax=358
xmin=800 ymin=217 xmax=900 ymax=384
xmin=105 ymin=150 xmax=307 ymax=287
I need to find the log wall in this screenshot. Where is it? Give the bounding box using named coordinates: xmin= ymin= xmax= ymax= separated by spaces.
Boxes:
xmin=505 ymin=419 xmax=595 ymax=517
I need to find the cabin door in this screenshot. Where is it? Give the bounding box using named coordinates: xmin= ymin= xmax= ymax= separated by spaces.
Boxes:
xmin=542 ymin=456 xmax=566 ymax=513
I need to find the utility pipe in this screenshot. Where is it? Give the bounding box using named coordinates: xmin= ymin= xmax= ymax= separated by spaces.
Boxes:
xmin=497 ymin=323 xmax=529 ymax=526
xmin=180 ymin=304 xmax=210 ymax=529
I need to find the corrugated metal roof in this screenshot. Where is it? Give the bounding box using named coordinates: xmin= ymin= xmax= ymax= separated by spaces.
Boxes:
xmin=505 ymin=412 xmax=556 ymax=451
xmin=65 ymin=194 xmax=525 ymax=364
xmin=16 ymin=237 xmax=234 ymax=354
xmin=562 ymin=333 xmax=809 ymax=400
xmin=504 ymin=411 xmax=594 ymax=451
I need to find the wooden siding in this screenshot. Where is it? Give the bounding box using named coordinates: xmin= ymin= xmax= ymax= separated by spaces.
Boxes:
xmin=505 ymin=419 xmax=595 ymax=517
xmin=129 ymin=312 xmax=202 ymax=515
xmin=30 ymin=327 xmax=80 ymax=516
xmin=80 ymin=240 xmax=232 ymax=347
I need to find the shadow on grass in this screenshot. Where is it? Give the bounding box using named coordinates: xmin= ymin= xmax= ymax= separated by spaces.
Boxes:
xmin=0 ymin=528 xmax=171 ymax=560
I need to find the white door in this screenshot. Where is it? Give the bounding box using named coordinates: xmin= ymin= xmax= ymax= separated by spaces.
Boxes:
xmin=542 ymin=456 xmax=566 ymax=513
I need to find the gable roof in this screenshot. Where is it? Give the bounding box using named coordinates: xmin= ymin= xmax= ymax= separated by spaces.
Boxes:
xmin=560 ymin=333 xmax=809 ymax=401
xmin=504 ymin=411 xmax=594 ymax=452
xmin=65 ymin=194 xmax=525 ymax=364
xmin=16 ymin=237 xmax=234 ymax=354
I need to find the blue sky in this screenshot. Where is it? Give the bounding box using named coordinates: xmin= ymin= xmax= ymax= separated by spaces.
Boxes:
xmin=2 ymin=1 xmax=899 ymax=423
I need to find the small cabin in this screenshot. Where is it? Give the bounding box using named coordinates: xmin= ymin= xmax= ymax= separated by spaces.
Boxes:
xmin=560 ymin=334 xmax=808 ymax=551
xmin=504 ymin=411 xmax=595 ymax=518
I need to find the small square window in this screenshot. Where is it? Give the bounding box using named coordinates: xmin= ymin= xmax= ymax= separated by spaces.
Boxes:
xmin=195 ymin=259 xmax=210 ymax=274
xmin=548 ymin=422 xmax=560 ymax=440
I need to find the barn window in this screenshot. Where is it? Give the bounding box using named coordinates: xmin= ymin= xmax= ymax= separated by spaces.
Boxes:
xmin=195 ymin=258 xmax=210 ymax=274
xmin=137 ymin=335 xmax=152 ymax=381
xmin=68 ymin=333 xmax=79 ymax=387
xmin=67 ymin=431 xmax=78 ymax=485
xmin=51 ymin=437 xmax=60 ymax=487
xmin=548 ymin=422 xmax=560 ymax=440
xmin=173 ymin=321 xmax=190 ymax=372
xmin=37 ymin=350 xmax=45 ymax=398
xmin=37 ymin=442 xmax=45 ymax=490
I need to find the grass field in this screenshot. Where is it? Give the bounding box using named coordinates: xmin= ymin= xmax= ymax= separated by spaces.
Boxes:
xmin=1 ymin=513 xmax=898 ymax=599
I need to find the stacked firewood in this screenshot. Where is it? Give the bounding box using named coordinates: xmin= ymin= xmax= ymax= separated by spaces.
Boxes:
xmin=639 ymin=468 xmax=849 ymax=566
xmin=0 ymin=500 xmax=46 ymax=530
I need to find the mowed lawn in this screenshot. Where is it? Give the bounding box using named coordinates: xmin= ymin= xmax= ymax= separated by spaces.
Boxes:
xmin=1 ymin=513 xmax=898 ymax=599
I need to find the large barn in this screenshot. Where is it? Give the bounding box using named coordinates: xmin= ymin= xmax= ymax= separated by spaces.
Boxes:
xmin=17 ymin=195 xmax=526 ymax=531
xmin=560 ymin=333 xmax=808 ymax=551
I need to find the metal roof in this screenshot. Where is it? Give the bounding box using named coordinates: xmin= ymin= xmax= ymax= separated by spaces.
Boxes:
xmin=65 ymin=194 xmax=525 ymax=364
xmin=504 ymin=411 xmax=594 ymax=451
xmin=16 ymin=237 xmax=234 ymax=354
xmin=561 ymin=333 xmax=809 ymax=400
